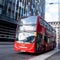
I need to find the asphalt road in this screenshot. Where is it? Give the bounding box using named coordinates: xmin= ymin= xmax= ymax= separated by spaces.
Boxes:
xmin=0 ymin=45 xmax=37 ymax=60
xmin=0 ymin=44 xmax=60 ymax=60
xmin=46 ymin=51 xmax=60 ymax=60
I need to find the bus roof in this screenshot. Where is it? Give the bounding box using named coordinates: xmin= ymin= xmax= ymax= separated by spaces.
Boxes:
xmin=21 ymin=16 xmax=37 ymax=24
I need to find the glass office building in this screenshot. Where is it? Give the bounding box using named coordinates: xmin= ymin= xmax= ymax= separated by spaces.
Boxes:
xmin=0 ymin=0 xmax=45 ymax=23
xmin=0 ymin=0 xmax=19 ymax=22
xmin=18 ymin=0 xmax=45 ymax=19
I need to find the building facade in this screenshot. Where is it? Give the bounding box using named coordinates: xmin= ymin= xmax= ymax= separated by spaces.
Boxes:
xmin=0 ymin=0 xmax=19 ymax=41
xmin=0 ymin=0 xmax=19 ymax=22
xmin=17 ymin=0 xmax=45 ymax=19
xmin=48 ymin=22 xmax=60 ymax=49
xmin=0 ymin=0 xmax=45 ymax=24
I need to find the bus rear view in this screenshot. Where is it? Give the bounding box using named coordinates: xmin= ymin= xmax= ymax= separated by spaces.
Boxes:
xmin=14 ymin=16 xmax=37 ymax=53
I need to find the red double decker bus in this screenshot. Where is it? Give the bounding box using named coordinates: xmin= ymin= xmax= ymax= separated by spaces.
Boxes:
xmin=14 ymin=16 xmax=56 ymax=53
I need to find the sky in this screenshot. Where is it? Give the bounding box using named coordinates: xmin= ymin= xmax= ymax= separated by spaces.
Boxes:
xmin=45 ymin=0 xmax=58 ymax=22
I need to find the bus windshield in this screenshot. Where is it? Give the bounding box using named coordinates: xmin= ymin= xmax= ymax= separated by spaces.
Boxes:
xmin=16 ymin=16 xmax=37 ymax=42
xmin=19 ymin=36 xmax=34 ymax=43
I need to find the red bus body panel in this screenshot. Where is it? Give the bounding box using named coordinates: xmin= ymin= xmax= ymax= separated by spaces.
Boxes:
xmin=14 ymin=41 xmax=35 ymax=53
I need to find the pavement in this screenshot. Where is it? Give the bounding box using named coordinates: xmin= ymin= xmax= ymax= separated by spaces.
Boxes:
xmin=28 ymin=49 xmax=60 ymax=60
xmin=46 ymin=51 xmax=60 ymax=60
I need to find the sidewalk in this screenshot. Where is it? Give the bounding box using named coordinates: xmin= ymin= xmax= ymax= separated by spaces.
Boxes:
xmin=0 ymin=42 xmax=14 ymax=45
xmin=28 ymin=49 xmax=60 ymax=60
xmin=46 ymin=50 xmax=60 ymax=60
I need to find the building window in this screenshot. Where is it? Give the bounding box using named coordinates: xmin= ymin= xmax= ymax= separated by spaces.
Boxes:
xmin=11 ymin=11 xmax=14 ymax=18
xmin=9 ymin=0 xmax=12 ymax=3
xmin=8 ymin=11 xmax=11 ymax=17
xmin=15 ymin=12 xmax=18 ymax=20
xmin=0 ymin=0 xmax=2 ymax=5
xmin=16 ymin=1 xmax=19 ymax=10
xmin=0 ymin=8 xmax=2 ymax=14
xmin=12 ymin=4 xmax=15 ymax=11
xmin=20 ymin=0 xmax=22 ymax=2
xmin=13 ymin=0 xmax=15 ymax=4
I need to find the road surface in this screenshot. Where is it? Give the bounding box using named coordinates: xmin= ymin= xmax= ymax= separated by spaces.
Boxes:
xmin=0 ymin=45 xmax=36 ymax=60
xmin=0 ymin=44 xmax=59 ymax=60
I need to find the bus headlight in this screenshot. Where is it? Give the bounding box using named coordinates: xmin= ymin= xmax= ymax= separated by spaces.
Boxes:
xmin=34 ymin=32 xmax=37 ymax=37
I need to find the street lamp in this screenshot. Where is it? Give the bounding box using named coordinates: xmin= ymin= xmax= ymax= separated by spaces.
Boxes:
xmin=49 ymin=2 xmax=60 ymax=5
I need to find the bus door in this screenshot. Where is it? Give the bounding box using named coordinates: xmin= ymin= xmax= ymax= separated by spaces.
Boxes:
xmin=36 ymin=34 xmax=42 ymax=53
xmin=44 ymin=35 xmax=49 ymax=51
